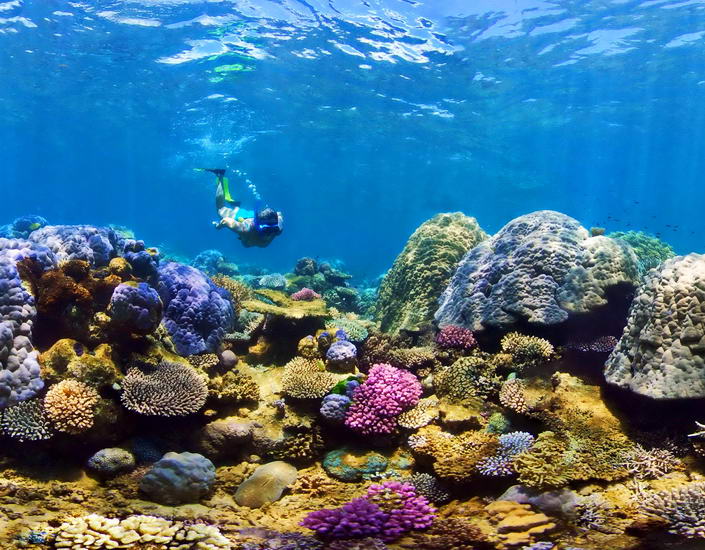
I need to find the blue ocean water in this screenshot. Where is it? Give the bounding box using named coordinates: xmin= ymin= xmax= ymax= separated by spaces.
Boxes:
xmin=1 ymin=0 xmax=704 ymax=278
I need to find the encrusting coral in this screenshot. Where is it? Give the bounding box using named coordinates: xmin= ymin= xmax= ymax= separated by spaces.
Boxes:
xmin=243 ymin=288 xmax=329 ymax=320
xmin=376 ymin=212 xmax=487 ymax=335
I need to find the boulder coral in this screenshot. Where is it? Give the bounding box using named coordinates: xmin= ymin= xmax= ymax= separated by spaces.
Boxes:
xmin=376 ymin=212 xmax=488 ymax=335
xmin=140 ymin=451 xmax=216 ymax=505
xmin=605 ymin=253 xmax=705 ymax=399
xmin=436 ymin=210 xmax=639 ymax=331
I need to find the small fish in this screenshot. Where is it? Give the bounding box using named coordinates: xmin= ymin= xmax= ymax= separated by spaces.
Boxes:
xmin=28 ymin=223 xmax=41 ymax=231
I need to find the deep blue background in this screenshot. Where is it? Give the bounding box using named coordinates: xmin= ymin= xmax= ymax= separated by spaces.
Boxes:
xmin=2 ymin=0 xmax=704 ymax=279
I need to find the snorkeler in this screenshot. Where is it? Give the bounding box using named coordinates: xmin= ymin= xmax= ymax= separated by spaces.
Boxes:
xmin=199 ymin=168 xmax=284 ymax=248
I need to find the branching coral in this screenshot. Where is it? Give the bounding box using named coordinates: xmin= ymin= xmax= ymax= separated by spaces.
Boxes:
xmin=620 ymin=443 xmax=682 ymax=480
xmin=121 ymin=360 xmax=208 ymax=416
xmin=211 ymin=274 xmax=252 ymax=312
xmin=282 ymin=357 xmax=340 ymax=399
xmin=500 ymin=333 xmax=554 ymax=372
xmin=435 ymin=325 xmax=476 ymax=351
xmin=1 ymin=398 xmax=53 ymax=441
xmin=499 ymin=379 xmax=530 ymax=414
xmin=44 ymin=379 xmax=99 ymax=434
xmin=434 ymin=355 xmax=501 ymax=402
xmin=641 ymin=482 xmax=705 ymax=538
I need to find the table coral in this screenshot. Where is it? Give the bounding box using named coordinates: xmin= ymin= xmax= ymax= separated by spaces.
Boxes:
xmin=376 ymin=212 xmax=487 ymax=335
xmin=121 ymin=360 xmax=208 ymax=416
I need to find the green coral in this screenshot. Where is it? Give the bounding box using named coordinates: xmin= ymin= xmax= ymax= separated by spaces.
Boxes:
xmin=434 ymin=355 xmax=501 ymax=402
xmin=375 ymin=213 xmax=488 ymax=335
xmin=325 ymin=318 xmax=369 ymax=343
xmin=609 ymin=230 xmax=675 ymax=273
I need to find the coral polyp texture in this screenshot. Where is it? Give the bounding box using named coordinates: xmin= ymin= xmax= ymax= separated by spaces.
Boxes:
xmin=641 ymin=482 xmax=705 ymax=538
xmin=28 ymin=225 xmax=123 ymax=267
xmin=107 ymin=281 xmax=163 ymax=335
xmin=301 ymin=481 xmax=435 ymax=541
xmin=43 ymin=379 xmax=99 ymax=434
xmin=157 ymin=262 xmax=233 ymax=355
xmin=605 ymin=254 xmax=705 ymax=398
xmin=344 ymin=364 xmax=422 ymax=435
xmin=120 ymin=361 xmax=208 ymax=416
xmin=375 ymin=213 xmax=488 ymax=334
xmin=435 ymin=324 xmax=476 ymax=351
xmin=435 ymin=210 xmax=639 ymax=331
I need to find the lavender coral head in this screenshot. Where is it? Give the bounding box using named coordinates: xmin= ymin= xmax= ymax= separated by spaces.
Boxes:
xmin=344 ymin=364 xmax=422 ymax=436
xmin=108 ymin=282 xmax=163 ymax=335
xmin=291 ymin=287 xmax=322 ymax=301
xmin=320 ymin=394 xmax=351 ymax=423
xmin=435 ymin=325 xmax=476 ymax=351
xmin=301 ymin=481 xmax=435 ymax=542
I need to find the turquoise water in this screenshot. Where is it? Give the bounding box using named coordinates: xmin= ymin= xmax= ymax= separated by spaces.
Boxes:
xmin=2 ymin=0 xmax=704 ymax=276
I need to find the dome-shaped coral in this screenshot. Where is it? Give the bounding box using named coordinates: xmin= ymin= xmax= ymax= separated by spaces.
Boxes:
xmin=44 ymin=379 xmax=99 ymax=434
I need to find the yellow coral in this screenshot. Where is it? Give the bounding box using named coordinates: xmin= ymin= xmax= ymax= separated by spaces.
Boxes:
xmin=243 ymin=288 xmax=329 ymax=319
xmin=44 ymin=379 xmax=99 ymax=434
xmin=485 ymin=500 xmax=556 ymax=548
xmin=40 ymin=339 xmax=121 ymax=388
xmin=211 ymin=274 xmax=252 ymax=312
xmin=500 ymin=332 xmax=555 ymax=371
xmin=281 ymin=357 xmax=341 ymax=399
xmin=375 ymin=213 xmax=488 ymax=335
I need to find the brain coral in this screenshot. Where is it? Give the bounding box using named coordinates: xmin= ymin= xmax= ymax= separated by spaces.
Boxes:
xmin=605 ymin=254 xmax=705 ymax=399
xmin=376 ymin=213 xmax=488 ymax=335
xmin=121 ymin=361 xmax=208 ymax=416
xmin=44 ymin=379 xmax=99 ymax=434
xmin=157 ymin=262 xmax=234 ymax=355
xmin=435 ymin=210 xmax=639 ymax=331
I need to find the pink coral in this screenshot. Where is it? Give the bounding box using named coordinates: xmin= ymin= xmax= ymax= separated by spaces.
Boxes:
xmin=435 ymin=325 xmax=476 ymax=351
xmin=344 ymin=364 xmax=422 ymax=435
xmin=291 ymin=287 xmax=322 ymax=301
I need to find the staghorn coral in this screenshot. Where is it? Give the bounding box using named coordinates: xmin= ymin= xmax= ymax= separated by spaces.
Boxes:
xmin=605 ymin=254 xmax=705 ymax=399
xmin=376 ymin=212 xmax=487 ymax=334
xmin=436 ymin=211 xmax=639 ymax=331
xmin=434 ymin=355 xmax=501 ymax=402
xmin=400 ymin=517 xmax=488 ymax=549
xmin=44 ymin=379 xmax=99 ymax=434
xmin=243 ymin=288 xmax=329 ymax=320
xmin=620 ymin=443 xmax=682 ymax=479
xmin=53 ymin=513 xmax=229 ymax=549
xmin=0 ymin=398 xmax=53 ymax=441
xmin=281 ymin=357 xmax=340 ymax=399
xmin=641 ymin=481 xmax=705 ymax=538
xmin=499 ymin=378 xmax=530 ymax=414
xmin=500 ymin=333 xmax=554 ymax=371
xmin=121 ymin=360 xmax=208 ymax=416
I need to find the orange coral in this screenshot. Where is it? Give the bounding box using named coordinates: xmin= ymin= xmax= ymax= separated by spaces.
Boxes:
xmin=44 ymin=379 xmax=99 ymax=434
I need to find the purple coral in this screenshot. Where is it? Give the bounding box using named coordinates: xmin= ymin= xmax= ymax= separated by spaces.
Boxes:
xmin=344 ymin=364 xmax=422 ymax=435
xmin=28 ymin=225 xmax=122 ymax=267
xmin=301 ymin=482 xmax=435 ymax=542
xmin=157 ymin=262 xmax=234 ymax=355
xmin=435 ymin=325 xmax=476 ymax=351
xmin=108 ymin=282 xmax=163 ymax=335
xmin=123 ymin=239 xmax=160 ymax=281
xmin=320 ymin=394 xmax=351 ymax=423
xmin=476 ymin=431 xmax=535 ymax=477
xmin=291 ymin=287 xmax=321 ymax=301
xmin=326 ymin=340 xmax=357 ymax=369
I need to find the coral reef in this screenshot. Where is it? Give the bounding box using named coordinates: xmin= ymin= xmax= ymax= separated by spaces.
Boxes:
xmin=44 ymin=379 xmax=99 ymax=434
xmin=605 ymin=253 xmax=705 ymax=398
xmin=499 ymin=333 xmax=554 ymax=372
xmin=376 ymin=212 xmax=487 ymax=334
xmin=140 ymin=451 xmax=216 ymax=505
xmin=107 ymin=281 xmax=162 ymax=335
xmin=609 ymin=230 xmax=676 ymax=273
xmin=436 ymin=210 xmax=639 ymax=331
xmin=641 ymin=481 xmax=705 ymax=538
xmin=235 ymin=460 xmax=298 ymax=508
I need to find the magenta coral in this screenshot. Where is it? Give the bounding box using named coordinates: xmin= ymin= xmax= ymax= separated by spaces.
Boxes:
xmin=301 ymin=481 xmax=435 ymax=542
xmin=291 ymin=287 xmax=322 ymax=301
xmin=344 ymin=364 xmax=422 ymax=435
xmin=435 ymin=325 xmax=476 ymax=351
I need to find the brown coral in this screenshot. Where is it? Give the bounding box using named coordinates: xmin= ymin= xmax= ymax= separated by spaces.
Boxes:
xmin=500 ymin=332 xmax=555 ymax=371
xmin=44 ymin=379 xmax=99 ymax=434
xmin=208 ymin=370 xmax=260 ymax=404
xmin=434 ymin=355 xmax=501 ymax=402
xmin=400 ymin=517 xmax=490 ymax=549
xmin=211 ymin=274 xmax=252 ymax=313
xmin=499 ymin=379 xmax=530 ymax=414
xmin=281 ymin=357 xmax=340 ymax=399
xmin=121 ymin=360 xmax=208 ymax=416
xmin=485 ymin=500 xmax=556 ymax=548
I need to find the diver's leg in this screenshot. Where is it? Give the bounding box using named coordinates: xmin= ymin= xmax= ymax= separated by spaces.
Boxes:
xmin=215 ymin=176 xmax=226 ymax=211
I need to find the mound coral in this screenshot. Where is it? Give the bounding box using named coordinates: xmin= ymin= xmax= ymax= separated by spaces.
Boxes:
xmin=140 ymin=451 xmax=216 ymax=505
xmin=326 ymin=339 xmax=358 ymax=371
xmin=376 ymin=212 xmax=487 ymax=334
xmin=345 ymin=364 xmax=422 ymax=435
xmin=121 ymin=361 xmax=208 ymax=416
xmin=320 ymin=393 xmax=352 ymax=423
xmin=207 ymin=369 xmax=260 ymax=403
xmin=44 ymin=379 xmax=99 ymax=434
xmin=605 ymin=254 xmax=705 ymax=399
xmin=234 ymin=460 xmax=298 ymax=508
xmin=292 ymin=287 xmax=322 ymax=301
xmin=87 ymin=447 xmax=136 ymax=477
xmin=326 ymin=317 xmax=369 ymax=343
xmin=435 ymin=325 xmax=476 ymax=351
xmin=157 ymin=262 xmax=234 ymax=355
xmin=436 ymin=210 xmax=639 ymax=331
xmin=122 ymin=239 xmax=160 ymax=281
xmin=500 ymin=333 xmax=554 ymax=371
xmin=108 ymin=281 xmax=162 ymax=335
xmin=301 ymin=481 xmax=435 ymax=541
xmin=28 ymin=225 xmax=122 ymax=267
